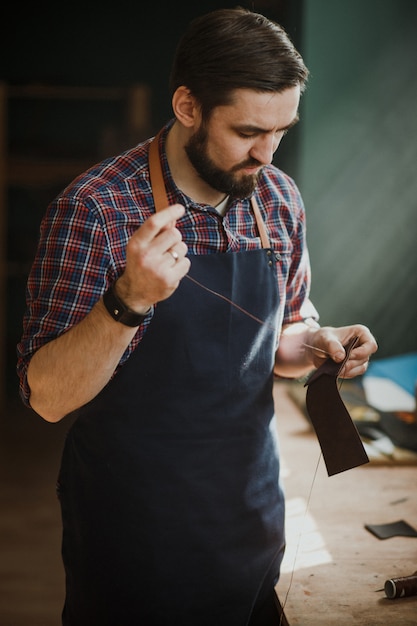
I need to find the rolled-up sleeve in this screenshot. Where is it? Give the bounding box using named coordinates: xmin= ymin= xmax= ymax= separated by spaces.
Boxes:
xmin=16 ymin=196 xmax=111 ymax=405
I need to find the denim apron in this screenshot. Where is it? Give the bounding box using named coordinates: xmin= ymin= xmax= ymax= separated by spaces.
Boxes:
xmin=58 ymin=136 xmax=285 ymax=625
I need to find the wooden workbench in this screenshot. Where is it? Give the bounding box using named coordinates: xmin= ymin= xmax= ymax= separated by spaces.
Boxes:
xmin=273 ymin=381 xmax=417 ymax=625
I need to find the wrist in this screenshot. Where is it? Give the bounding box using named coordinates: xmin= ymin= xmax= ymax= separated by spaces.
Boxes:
xmin=113 ymin=277 xmax=151 ymax=315
xmin=103 ymin=282 xmax=151 ymax=327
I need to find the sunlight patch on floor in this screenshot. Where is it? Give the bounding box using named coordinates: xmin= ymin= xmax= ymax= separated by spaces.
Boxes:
xmin=281 ymin=497 xmax=333 ymax=573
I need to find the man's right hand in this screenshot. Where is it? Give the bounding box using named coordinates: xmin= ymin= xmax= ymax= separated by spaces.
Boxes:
xmin=115 ymin=204 xmax=190 ymax=313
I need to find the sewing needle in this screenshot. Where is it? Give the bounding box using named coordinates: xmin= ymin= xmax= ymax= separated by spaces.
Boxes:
xmin=301 ymin=343 xmax=331 ymax=356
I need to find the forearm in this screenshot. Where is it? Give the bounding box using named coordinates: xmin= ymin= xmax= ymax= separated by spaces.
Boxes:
xmin=27 ymin=298 xmax=139 ymax=422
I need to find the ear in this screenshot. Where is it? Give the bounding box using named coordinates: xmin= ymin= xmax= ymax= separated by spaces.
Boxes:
xmin=172 ymin=86 xmax=201 ymax=128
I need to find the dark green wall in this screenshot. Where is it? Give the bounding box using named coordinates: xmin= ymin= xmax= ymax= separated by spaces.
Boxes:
xmin=299 ymin=0 xmax=417 ymax=358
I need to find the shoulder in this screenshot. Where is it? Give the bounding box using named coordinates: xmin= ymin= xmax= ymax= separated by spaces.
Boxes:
xmin=65 ymin=138 xmax=152 ymax=202
xmin=45 ymin=137 xmax=156 ymax=232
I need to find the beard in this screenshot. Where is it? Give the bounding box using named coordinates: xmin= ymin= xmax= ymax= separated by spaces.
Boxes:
xmin=184 ymin=125 xmax=262 ymax=200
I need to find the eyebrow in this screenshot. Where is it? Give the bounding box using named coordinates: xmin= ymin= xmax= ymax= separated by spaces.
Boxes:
xmin=234 ymin=113 xmax=300 ymax=135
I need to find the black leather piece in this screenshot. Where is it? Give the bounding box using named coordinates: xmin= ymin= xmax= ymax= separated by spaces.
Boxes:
xmin=365 ymin=520 xmax=417 ymax=540
xmin=305 ymin=337 xmax=369 ymax=476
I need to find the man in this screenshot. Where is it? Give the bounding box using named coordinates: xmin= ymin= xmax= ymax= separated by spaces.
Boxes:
xmin=17 ymin=8 xmax=377 ymax=625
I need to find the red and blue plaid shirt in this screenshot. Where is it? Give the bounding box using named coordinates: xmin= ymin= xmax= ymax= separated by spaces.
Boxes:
xmin=17 ymin=121 xmax=318 ymax=404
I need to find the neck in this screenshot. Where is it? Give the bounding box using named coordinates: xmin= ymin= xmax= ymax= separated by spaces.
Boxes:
xmin=165 ymin=122 xmax=226 ymax=207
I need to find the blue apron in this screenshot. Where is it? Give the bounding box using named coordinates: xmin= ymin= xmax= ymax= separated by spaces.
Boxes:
xmin=58 ymin=137 xmax=285 ymax=625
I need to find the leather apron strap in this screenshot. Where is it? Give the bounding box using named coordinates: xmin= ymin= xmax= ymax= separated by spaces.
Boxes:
xmin=149 ymin=131 xmax=271 ymax=249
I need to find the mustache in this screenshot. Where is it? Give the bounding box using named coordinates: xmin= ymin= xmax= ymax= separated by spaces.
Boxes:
xmin=231 ymin=158 xmax=263 ymax=172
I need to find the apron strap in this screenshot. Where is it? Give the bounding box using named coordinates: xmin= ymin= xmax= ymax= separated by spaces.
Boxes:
xmin=149 ymin=131 xmax=169 ymax=214
xmin=250 ymin=194 xmax=270 ymax=250
xmin=148 ymin=132 xmax=271 ymax=249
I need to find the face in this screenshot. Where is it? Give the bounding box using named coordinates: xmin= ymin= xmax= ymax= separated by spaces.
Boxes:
xmin=185 ymin=86 xmax=300 ymax=199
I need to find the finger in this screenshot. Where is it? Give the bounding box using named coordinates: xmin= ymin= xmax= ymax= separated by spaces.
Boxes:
xmin=164 ymin=240 xmax=188 ymax=263
xmin=324 ymin=338 xmax=347 ymax=363
xmin=341 ymin=334 xmax=376 ymax=377
xmin=351 ymin=338 xmax=378 ymax=360
xmin=163 ymin=253 xmax=191 ymax=283
xmin=137 ymin=204 xmax=185 ymax=244
xmin=166 ymin=249 xmax=180 ymax=263
xmin=325 ymin=325 xmax=377 ymax=363
xmin=340 ymin=358 xmax=370 ymax=379
xmin=343 ymin=338 xmax=377 ymax=373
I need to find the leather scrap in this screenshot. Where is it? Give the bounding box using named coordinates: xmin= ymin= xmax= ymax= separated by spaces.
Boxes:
xmin=365 ymin=520 xmax=417 ymax=540
xmin=304 ymin=337 xmax=369 ymax=476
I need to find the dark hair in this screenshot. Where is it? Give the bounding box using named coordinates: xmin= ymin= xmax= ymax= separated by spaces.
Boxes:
xmin=169 ymin=7 xmax=309 ymax=119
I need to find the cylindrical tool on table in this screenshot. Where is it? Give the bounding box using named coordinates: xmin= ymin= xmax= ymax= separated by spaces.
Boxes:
xmin=384 ymin=572 xmax=417 ymax=599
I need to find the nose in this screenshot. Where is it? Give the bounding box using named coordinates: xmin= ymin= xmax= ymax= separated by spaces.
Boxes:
xmin=250 ymin=133 xmax=280 ymax=166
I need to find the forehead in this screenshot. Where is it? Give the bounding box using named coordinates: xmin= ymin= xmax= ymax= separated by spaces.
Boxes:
xmin=211 ymin=86 xmax=301 ymax=129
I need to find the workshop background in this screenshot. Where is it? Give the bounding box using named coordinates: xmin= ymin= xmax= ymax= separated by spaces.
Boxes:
xmin=1 ymin=2 xmax=417 ymax=625
xmin=1 ymin=0 xmax=416 ymax=407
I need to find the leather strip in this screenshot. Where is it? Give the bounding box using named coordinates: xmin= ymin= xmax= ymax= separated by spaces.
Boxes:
xmin=250 ymin=193 xmax=271 ymax=249
xmin=304 ymin=336 xmax=369 ymax=476
xmin=149 ymin=131 xmax=169 ymax=212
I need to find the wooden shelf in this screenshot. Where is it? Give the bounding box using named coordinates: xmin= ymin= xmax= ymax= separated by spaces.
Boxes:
xmin=7 ymin=157 xmax=98 ymax=187
xmin=7 ymin=85 xmax=132 ymax=101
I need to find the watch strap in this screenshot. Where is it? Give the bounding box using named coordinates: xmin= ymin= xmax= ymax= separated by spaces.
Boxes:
xmin=103 ymin=282 xmax=148 ymax=327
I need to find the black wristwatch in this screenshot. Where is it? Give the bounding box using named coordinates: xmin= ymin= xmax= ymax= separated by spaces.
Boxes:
xmin=103 ymin=282 xmax=149 ymax=327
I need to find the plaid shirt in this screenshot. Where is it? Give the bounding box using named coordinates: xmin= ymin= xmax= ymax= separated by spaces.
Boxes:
xmin=17 ymin=120 xmax=318 ymax=405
